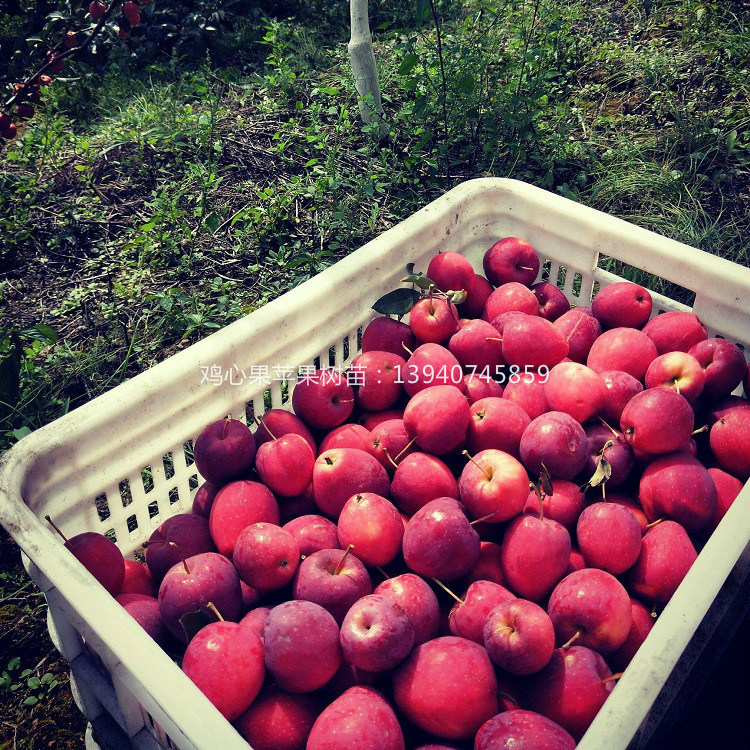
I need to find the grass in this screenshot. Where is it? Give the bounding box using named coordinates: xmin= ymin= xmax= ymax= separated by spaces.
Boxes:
xmin=0 ymin=0 xmax=748 ymax=745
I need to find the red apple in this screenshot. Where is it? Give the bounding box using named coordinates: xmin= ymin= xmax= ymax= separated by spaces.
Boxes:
xmin=626 ymin=520 xmax=697 ymax=602
xmin=116 ymin=593 xmax=170 ymax=648
xmin=337 ymin=493 xmax=403 ymax=566
xmin=312 ymin=448 xmax=390 ymax=520
xmin=620 ymin=388 xmax=693 ymax=455
xmin=282 ymin=514 xmax=339 ymax=556
xmin=449 ymin=580 xmax=515 ymax=643
xmin=483 ymin=238 xmax=540 ymax=287
xmin=607 ymin=493 xmax=649 ymax=534
xmin=375 ymin=573 xmax=440 ymax=645
xmin=690 ymin=338 xmax=747 ymax=401
xmin=362 ymin=316 xmax=416 ymax=358
xmin=449 ymin=319 xmax=504 ymax=372
xmin=191 ymin=481 xmax=220 ymax=519
xmin=475 ymin=710 xmax=575 ymax=750
xmin=521 ymin=646 xmax=614 ymax=740
xmin=340 ymin=594 xmax=415 ymax=671
xmin=350 ymin=351 xmax=406 ymax=411
xmin=522 ymin=480 xmax=585 ymax=531
xmin=458 ymin=448 xmax=529 ymax=522
xmin=484 ymin=283 xmax=540 ymax=321
xmin=544 ymin=362 xmax=608 ymax=423
xmin=532 ymin=282 xmax=570 ymax=322
xmin=461 ymin=274 xmax=494 ymax=318
xmin=393 ymin=636 xmax=498 ymax=739
xmin=592 ymin=281 xmax=652 ymax=330
xmin=360 ymin=408 xmax=404 ymax=430
xmin=318 ymin=423 xmax=372 ymax=454
xmin=600 ymin=369 xmax=644 ymax=422
xmin=307 ymin=686 xmax=405 ymax=750
xmin=404 ymin=385 xmax=471 ymax=455
xmin=182 ymin=621 xmax=264 ymax=721
xmin=410 ymin=296 xmax=460 ymax=344
xmin=390 ymin=452 xmax=458 ymax=515
xmin=502 ymin=316 xmax=569 ymax=368
xmin=121 ymin=560 xmax=157 ymax=597
xmin=608 ymin=598 xmax=655 ymax=672
xmin=483 ymin=599 xmax=555 ymax=675
xmin=253 ymin=408 xmax=317 ymax=453
xmin=427 ymin=251 xmax=475 ymax=293
xmin=403 ymin=344 xmax=465 ymax=397
xmin=194 ymin=418 xmax=255 ymax=485
xmin=236 ymin=687 xmax=319 ymax=750
xmin=467 ymin=397 xmax=530 ymax=457
xmin=240 ymin=607 xmax=270 ymax=640
xmin=645 ymin=351 xmax=705 ymax=403
xmin=708 ymin=467 xmax=744 ymax=531
xmin=502 ymin=515 xmax=571 ymax=601
xmin=582 ymin=423 xmax=634 ymax=488
xmin=402 ymin=497 xmax=480 ymax=580
xmin=264 ymin=600 xmax=342 ymax=692
xmin=587 ymin=327 xmax=658 ymax=380
xmin=643 ymin=311 xmax=707 ymax=354
xmin=234 ymin=523 xmax=300 ymax=591
xmin=576 ymin=503 xmax=642 ymax=574
xmin=292 ymin=548 xmax=372 ymax=623
xmin=520 ymin=412 xmax=588 ymax=480
xmin=369 ymin=419 xmax=415 ymax=472
xmin=256 ymin=433 xmax=315 ymax=497
xmin=146 ymin=513 xmax=215 ymax=581
xmin=710 ymin=406 xmax=750 ymax=478
xmin=553 ymin=310 xmax=601 ymax=364
xmin=292 ymin=370 xmax=354 ymax=429
xmin=209 ymin=481 xmax=279 ymax=557
xmin=463 ymin=373 xmax=505 ymax=403
xmin=503 ymin=370 xmax=551 ymax=420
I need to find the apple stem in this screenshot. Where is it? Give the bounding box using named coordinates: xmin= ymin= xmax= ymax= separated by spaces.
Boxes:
xmin=401 ymin=342 xmax=414 ymax=357
xmin=602 ymin=672 xmax=624 ymax=684
xmin=692 ymin=425 xmax=708 ymax=436
xmin=206 ymin=602 xmax=224 ymax=622
xmin=601 ymin=482 xmax=607 ymax=501
xmin=381 ymin=446 xmax=401 ymax=470
xmin=394 ymin=437 xmax=417 ymax=462
xmin=221 ymin=416 xmax=231 ymax=440
xmin=255 ymin=416 xmax=277 ymax=441
xmin=650 ymin=603 xmax=659 ymax=619
xmin=496 ymin=625 xmax=514 ymax=635
xmin=645 ymin=518 xmax=664 ymax=529
xmin=598 ymin=418 xmax=620 ymax=438
xmin=431 ymin=577 xmax=464 ymax=605
xmin=485 ymin=337 xmax=503 ymax=343
xmin=561 ymin=630 xmax=581 ymax=650
xmin=470 ymin=511 xmax=497 ymax=525
xmin=300 ymin=554 xmax=306 ymax=561
xmin=168 ymin=541 xmax=190 ymax=574
xmin=461 ymin=450 xmax=492 ymax=481
xmin=334 ymin=544 xmax=354 ymax=575
xmin=44 ymin=515 xmax=68 ymax=543
xmin=376 ymin=566 xmax=390 ymax=580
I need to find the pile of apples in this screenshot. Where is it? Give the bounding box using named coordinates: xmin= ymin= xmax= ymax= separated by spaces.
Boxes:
xmin=48 ymin=237 xmax=750 ymax=750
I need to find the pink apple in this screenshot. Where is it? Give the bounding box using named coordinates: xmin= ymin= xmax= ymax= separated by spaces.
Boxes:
xmin=503 ymin=370 xmax=550 ymax=420
xmin=375 ymin=573 xmax=440 ymax=645
xmin=449 ymin=580 xmax=515 ymax=643
xmin=587 ymin=327 xmax=658 ymax=380
xmin=393 ymin=636 xmax=498 ymax=739
xmin=362 ymin=316 xmax=415 ymax=358
xmin=256 ymin=433 xmax=315 ymax=497
xmin=307 ymin=686 xmax=405 ymax=750
xmin=360 ymin=408 xmax=405 ymax=430
xmin=708 ymin=467 xmax=744 ymax=531
xmin=282 ymin=514 xmax=339 ymax=556
xmin=626 ymin=520 xmax=697 ymax=602
xmin=576 ymin=503 xmax=642 ymax=574
xmin=554 ymin=310 xmax=601 ymax=364
xmin=182 ymin=621 xmax=264 ymax=720
xmin=427 ymin=251 xmax=475 ymax=293
xmin=592 ymin=281 xmax=652 ymax=330
xmin=369 ymin=419 xmax=415 ymax=472
xmin=608 ymin=598 xmax=655 ymax=672
xmin=463 ymin=373 xmax=505 ymax=403
xmin=209 ymin=481 xmax=279 ymax=557
xmin=403 ymin=343 xmax=465 ymax=397
xmin=253 ymin=409 xmax=317 ymax=454
xmin=483 ymin=599 xmax=555 ymax=675
xmin=522 ymin=480 xmax=585 ymax=531
xmin=467 ymin=397 xmax=530 ymax=457
xmin=318 ymin=423 xmax=373 ymax=454
xmin=449 ymin=319 xmax=504 ymax=372
xmin=483 ymin=237 xmax=540 ymax=287
xmin=502 ymin=515 xmax=571 ymax=601
xmin=710 ymin=406 xmax=750 ymax=478
xmin=146 ymin=513 xmax=215 ymax=581
xmin=583 ymin=423 xmax=634 ymax=488
xmin=475 ymin=710 xmax=575 ymax=750
xmin=643 ymin=311 xmax=707 ymax=354
xmin=239 ymin=606 xmax=271 ymax=640
xmin=458 ymin=448 xmax=529 ymax=522
xmin=410 ymin=296 xmax=460 ymax=344
xmin=502 ymin=316 xmax=569 ymax=368
xmin=645 ymin=351 xmax=705 ymax=403
xmin=544 ymin=362 xmax=608 ymax=423
xmin=312 ymin=448 xmax=390 ymax=520
xmin=292 ymin=370 xmax=354 ymax=429
xmin=350 ymin=351 xmax=406 ymax=411
xmin=121 ymin=560 xmax=157 ymax=598
xmin=390 ymin=452 xmax=458 ymax=515
xmin=600 ymin=369 xmax=644 ymax=422
xmin=461 ymin=274 xmax=494 ymax=318
xmin=337 ymin=493 xmax=404 ymax=567
xmin=402 ymin=497 xmax=480 ymax=580
xmin=484 ymin=283 xmax=540 ymax=321
xmin=404 ymin=384 xmax=470 ymax=455
xmin=620 ymin=388 xmax=693 ymax=455
xmin=233 ymin=523 xmax=300 ymax=591
xmin=340 ymin=594 xmax=415 ymax=671
xmin=466 ymin=541 xmax=506 ymax=586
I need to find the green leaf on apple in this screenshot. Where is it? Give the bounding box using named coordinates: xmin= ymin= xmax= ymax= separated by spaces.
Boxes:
xmin=372 ymin=288 xmax=421 ymax=317
xmin=588 ymin=454 xmax=612 ymax=489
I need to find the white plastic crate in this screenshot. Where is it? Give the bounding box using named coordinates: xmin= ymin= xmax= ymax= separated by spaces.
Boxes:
xmin=1 ymin=178 xmax=749 ymax=750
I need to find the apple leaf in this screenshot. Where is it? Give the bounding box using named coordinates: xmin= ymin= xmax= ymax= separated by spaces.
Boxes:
xmin=448 ymin=289 xmax=468 ymax=305
xmin=179 ymin=609 xmax=216 ymax=642
xmin=372 ymin=288 xmax=421 ymax=317
xmin=538 ymin=464 xmax=554 ymax=497
xmin=588 ymin=455 xmax=612 ymax=489
xmin=401 ymin=274 xmax=435 ymax=290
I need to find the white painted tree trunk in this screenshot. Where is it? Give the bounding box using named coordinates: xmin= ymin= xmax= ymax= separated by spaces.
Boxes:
xmin=348 ymin=0 xmax=384 ymax=127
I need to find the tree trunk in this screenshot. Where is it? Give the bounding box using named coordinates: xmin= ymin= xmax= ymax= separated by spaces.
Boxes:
xmin=348 ymin=0 xmax=384 ymax=128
